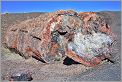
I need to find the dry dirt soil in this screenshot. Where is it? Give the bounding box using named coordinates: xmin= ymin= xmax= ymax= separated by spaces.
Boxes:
xmin=1 ymin=11 xmax=121 ymax=81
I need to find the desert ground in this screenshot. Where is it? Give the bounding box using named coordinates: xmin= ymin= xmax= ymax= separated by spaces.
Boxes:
xmin=1 ymin=11 xmax=121 ymax=81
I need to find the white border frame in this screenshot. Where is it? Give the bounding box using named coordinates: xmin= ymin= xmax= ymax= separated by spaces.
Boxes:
xmin=0 ymin=0 xmax=121 ymax=82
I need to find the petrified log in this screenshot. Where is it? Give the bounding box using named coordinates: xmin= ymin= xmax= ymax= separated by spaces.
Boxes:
xmin=4 ymin=10 xmax=115 ymax=66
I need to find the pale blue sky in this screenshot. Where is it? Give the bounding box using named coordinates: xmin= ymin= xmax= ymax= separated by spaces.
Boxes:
xmin=2 ymin=1 xmax=121 ymax=13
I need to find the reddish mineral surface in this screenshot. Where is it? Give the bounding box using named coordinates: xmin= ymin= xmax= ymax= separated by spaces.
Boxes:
xmin=4 ymin=10 xmax=115 ymax=66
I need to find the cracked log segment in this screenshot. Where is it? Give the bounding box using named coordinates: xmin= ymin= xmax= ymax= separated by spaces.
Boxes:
xmin=4 ymin=10 xmax=115 ymax=67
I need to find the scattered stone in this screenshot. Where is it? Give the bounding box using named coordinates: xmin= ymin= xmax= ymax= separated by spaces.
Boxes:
xmin=10 ymin=73 xmax=33 ymax=81
xmin=2 ymin=72 xmax=33 ymax=81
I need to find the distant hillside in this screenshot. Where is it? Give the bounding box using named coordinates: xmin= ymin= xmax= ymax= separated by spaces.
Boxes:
xmin=96 ymin=11 xmax=121 ymax=25
xmin=1 ymin=12 xmax=46 ymax=29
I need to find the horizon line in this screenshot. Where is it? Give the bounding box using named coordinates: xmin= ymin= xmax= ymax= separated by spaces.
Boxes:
xmin=2 ymin=10 xmax=121 ymax=14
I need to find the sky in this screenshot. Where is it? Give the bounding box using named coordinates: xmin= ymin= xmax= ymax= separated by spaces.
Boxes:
xmin=1 ymin=1 xmax=121 ymax=13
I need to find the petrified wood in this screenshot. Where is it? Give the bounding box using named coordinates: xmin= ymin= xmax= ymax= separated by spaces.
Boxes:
xmin=4 ymin=10 xmax=115 ymax=66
